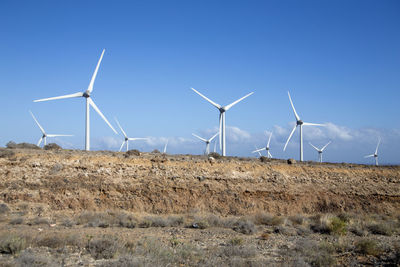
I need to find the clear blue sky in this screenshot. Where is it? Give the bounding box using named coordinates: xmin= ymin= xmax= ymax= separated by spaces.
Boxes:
xmin=0 ymin=0 xmax=399 ymax=164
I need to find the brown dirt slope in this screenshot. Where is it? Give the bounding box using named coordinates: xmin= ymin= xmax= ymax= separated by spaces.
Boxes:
xmin=0 ymin=149 xmax=399 ymax=215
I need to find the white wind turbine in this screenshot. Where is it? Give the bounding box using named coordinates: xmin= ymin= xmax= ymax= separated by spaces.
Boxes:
xmin=253 ymin=145 xmax=262 ymax=157
xmin=309 ymin=141 xmax=331 ymax=163
xmin=163 ymin=139 xmax=169 ymax=154
xmin=115 ymin=118 xmax=148 ymax=152
xmin=252 ymin=132 xmax=273 ymax=158
xmin=29 ymin=111 xmax=73 ymax=147
xmin=283 ymin=92 xmax=325 ymax=161
xmin=191 ymin=88 xmax=253 ymax=156
xmin=192 ymin=132 xmax=219 ymax=155
xmin=364 ymin=138 xmax=381 ymax=166
xmin=33 ymin=49 xmax=117 ymax=151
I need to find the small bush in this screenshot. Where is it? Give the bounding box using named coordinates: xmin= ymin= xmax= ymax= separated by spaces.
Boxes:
xmin=222 ymin=244 xmax=256 ymax=258
xmin=145 ymin=216 xmax=168 ymax=227
xmin=167 ymin=215 xmax=184 ymax=227
xmin=191 ymin=220 xmax=209 ymax=229
xmin=0 ymin=149 xmax=15 ymax=158
xmin=229 ymin=237 xmax=244 ymax=246
xmin=368 ymin=223 xmax=394 ymax=236
xmin=0 ymin=234 xmax=26 ymax=254
xmin=329 ymin=217 xmax=347 ymax=235
xmin=117 ymin=213 xmax=136 ymax=228
xmin=233 ymin=219 xmax=256 ymax=235
xmin=87 ymin=236 xmax=120 ymax=260
xmin=30 ymin=217 xmax=50 ymax=226
xmin=349 ymin=223 xmax=367 ymax=236
xmin=61 ymin=218 xmax=76 ymax=227
xmin=76 ymin=211 xmax=116 ymax=228
xmin=9 ymin=217 xmax=24 ymax=225
xmin=355 ymin=239 xmax=381 ymax=256
xmin=6 ymin=141 xmax=40 ymax=150
xmin=16 ymin=249 xmax=54 ymax=266
xmin=208 ymin=152 xmax=220 ymax=159
xmin=259 ymin=156 xmax=270 ymax=163
xmin=35 ymin=235 xmax=65 ymax=248
xmin=254 ymin=213 xmax=284 ymax=226
xmin=289 ymin=215 xmax=305 ymax=225
xmin=43 ymin=143 xmax=62 ymax=150
xmin=125 ymin=149 xmax=140 ymax=157
xmin=0 ymin=203 xmax=10 ymax=214
xmin=152 ymin=149 xmax=161 ymax=154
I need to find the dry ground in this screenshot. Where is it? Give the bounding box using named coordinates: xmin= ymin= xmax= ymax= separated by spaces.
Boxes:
xmin=0 ymin=147 xmax=399 ymax=266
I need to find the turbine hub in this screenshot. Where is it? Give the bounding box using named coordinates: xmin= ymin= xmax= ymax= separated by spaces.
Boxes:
xmin=83 ymin=92 xmax=90 ymax=98
xmin=125 ymin=137 xmax=128 ymax=141
xmin=42 ymin=134 xmax=46 ymax=138
xmin=297 ymin=120 xmax=303 ymax=126
xmin=219 ymin=107 xmax=226 ymax=113
xmin=374 ymin=154 xmax=378 ymax=157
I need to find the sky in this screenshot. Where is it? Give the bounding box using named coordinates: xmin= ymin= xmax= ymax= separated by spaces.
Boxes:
xmin=0 ymin=0 xmax=399 ymax=164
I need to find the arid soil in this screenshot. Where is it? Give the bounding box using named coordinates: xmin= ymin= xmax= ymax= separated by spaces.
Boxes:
xmin=0 ymin=148 xmax=399 ymax=266
xmin=0 ymin=149 xmax=399 ymax=216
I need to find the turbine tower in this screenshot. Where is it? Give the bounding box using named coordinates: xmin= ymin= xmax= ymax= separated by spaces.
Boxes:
xmin=192 ymin=132 xmax=219 ymax=155
xmin=191 ymin=88 xmax=253 ymax=156
xmin=309 ymin=141 xmax=331 ymax=163
xmin=30 ymin=111 xmax=73 ymax=147
xmin=283 ymin=91 xmax=325 ymax=161
xmin=364 ymin=138 xmax=381 ymax=166
xmin=34 ymin=49 xmax=117 ymax=151
xmin=115 ymin=118 xmax=148 ymax=152
xmin=163 ymin=139 xmax=169 ymax=154
xmin=252 ymin=132 xmax=273 ymax=158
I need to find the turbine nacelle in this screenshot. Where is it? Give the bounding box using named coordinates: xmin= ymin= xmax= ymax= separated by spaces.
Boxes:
xmin=83 ymin=92 xmax=90 ymax=98
xmin=297 ymin=120 xmax=304 ymax=126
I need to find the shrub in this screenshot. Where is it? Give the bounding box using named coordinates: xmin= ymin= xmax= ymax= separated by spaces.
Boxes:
xmin=30 ymin=217 xmax=50 ymax=226
xmin=233 ymin=219 xmax=256 ymax=235
xmin=144 ymin=216 xmax=168 ymax=227
xmin=35 ymin=235 xmax=65 ymax=248
xmin=254 ymin=213 xmax=284 ymax=226
xmin=167 ymin=215 xmax=184 ymax=227
xmin=0 ymin=149 xmax=15 ymax=158
xmin=289 ymin=215 xmax=305 ymax=225
xmin=6 ymin=142 xmax=40 ymax=150
xmin=87 ymin=236 xmax=120 ymax=260
xmin=152 ymin=149 xmax=161 ymax=154
xmin=0 ymin=203 xmax=10 ymax=214
xmin=222 ymin=244 xmax=256 ymax=258
xmin=43 ymin=143 xmax=62 ymax=150
xmin=259 ymin=156 xmax=270 ymax=163
xmin=208 ymin=152 xmax=220 ymax=159
xmin=310 ymin=215 xmax=346 ymax=235
xmin=294 ymin=240 xmax=336 ymax=267
xmin=191 ymin=219 xmax=209 ymax=229
xmin=329 ymin=217 xmax=347 ymax=235
xmin=0 ymin=234 xmax=26 ymax=254
xmin=61 ymin=218 xmax=76 ymax=227
xmin=229 ymin=237 xmax=244 ymax=246
xmin=125 ymin=149 xmax=140 ymax=157
xmin=16 ymin=249 xmax=55 ymax=266
xmin=368 ymin=223 xmax=394 ymax=236
xmin=117 ymin=213 xmax=136 ymax=228
xmin=355 ymin=239 xmax=381 ymax=256
xmin=9 ymin=217 xmax=24 ymax=225
xmin=76 ymin=211 xmax=116 ymax=228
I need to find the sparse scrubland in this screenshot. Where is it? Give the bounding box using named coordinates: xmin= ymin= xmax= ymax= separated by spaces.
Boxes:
xmin=0 ymin=146 xmax=399 ymax=266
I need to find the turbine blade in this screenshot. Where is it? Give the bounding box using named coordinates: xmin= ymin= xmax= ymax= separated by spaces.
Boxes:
xmin=224 ymin=92 xmax=254 ymax=111
xmin=46 ymin=134 xmax=73 ymax=137
xmin=34 ymin=92 xmax=84 ymax=102
xmin=375 ymin=138 xmax=381 ymax=154
xmin=268 ymin=151 xmax=273 ymax=158
xmin=283 ymin=125 xmax=297 ymax=151
xmin=252 ymin=148 xmax=266 ymax=153
xmin=192 ymin=133 xmax=207 ymax=142
xmin=88 ymin=98 xmax=118 ymax=134
xmin=119 ymin=141 xmax=125 ymax=152
xmin=37 ymin=137 xmax=43 ymax=147
xmin=321 ymin=141 xmax=331 ymax=151
xmin=288 ymin=91 xmax=300 ymax=121
xmin=267 ymin=132 xmax=272 ymax=147
xmin=303 ymin=122 xmax=325 ymax=126
xmin=127 ymin=138 xmax=148 ymax=141
xmin=114 ymin=118 xmax=128 ymax=138
xmin=209 ymin=132 xmax=219 ymax=142
xmin=191 ymin=88 xmax=221 ymax=109
xmin=309 ymin=142 xmax=320 ymax=151
xmin=29 ymin=111 xmax=46 ymax=134
xmin=163 ymin=139 xmax=169 ymax=153
xmin=364 ymin=154 xmax=374 ymax=158
xmin=87 ymin=49 xmax=105 ymax=94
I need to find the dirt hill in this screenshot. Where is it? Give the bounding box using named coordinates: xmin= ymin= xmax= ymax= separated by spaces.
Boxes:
xmin=1 ymin=148 xmax=399 ymax=216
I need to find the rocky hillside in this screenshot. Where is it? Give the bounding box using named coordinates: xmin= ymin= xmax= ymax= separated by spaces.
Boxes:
xmin=0 ymin=148 xmax=399 ymax=216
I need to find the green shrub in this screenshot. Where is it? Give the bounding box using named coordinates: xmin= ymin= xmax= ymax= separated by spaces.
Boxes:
xmin=328 ymin=217 xmax=347 ymax=235
xmin=254 ymin=213 xmax=284 ymax=226
xmin=355 ymin=239 xmax=381 ymax=256
xmin=0 ymin=234 xmax=26 ymax=254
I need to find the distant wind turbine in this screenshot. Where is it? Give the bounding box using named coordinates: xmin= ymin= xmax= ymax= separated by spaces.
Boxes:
xmin=191 ymin=88 xmax=253 ymax=156
xmin=283 ymin=92 xmax=325 ymax=161
xmin=253 ymin=145 xmax=262 ymax=157
xmin=309 ymin=141 xmax=331 ymax=163
xmin=115 ymin=118 xmax=148 ymax=152
xmin=252 ymin=132 xmax=273 ymax=158
xmin=33 ymin=49 xmax=117 ymax=151
xmin=29 ymin=111 xmax=73 ymax=147
xmin=192 ymin=132 xmax=219 ymax=155
xmin=163 ymin=139 xmax=169 ymax=154
xmin=364 ymin=138 xmax=381 ymax=166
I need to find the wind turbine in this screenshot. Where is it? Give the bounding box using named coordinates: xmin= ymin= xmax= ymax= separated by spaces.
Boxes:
xmin=163 ymin=139 xmax=169 ymax=154
xmin=29 ymin=111 xmax=73 ymax=147
xmin=33 ymin=49 xmax=117 ymax=151
xmin=192 ymin=132 xmax=219 ymax=155
xmin=252 ymin=132 xmax=273 ymax=158
xmin=191 ymin=88 xmax=253 ymax=156
xmin=309 ymin=141 xmax=331 ymax=163
xmin=283 ymin=91 xmax=325 ymax=161
xmin=115 ymin=118 xmax=148 ymax=152
xmin=253 ymin=145 xmax=262 ymax=157
xmin=364 ymin=138 xmax=381 ymax=166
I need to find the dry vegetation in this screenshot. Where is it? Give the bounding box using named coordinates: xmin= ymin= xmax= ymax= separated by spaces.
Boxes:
xmin=0 ymin=147 xmax=399 ymax=266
